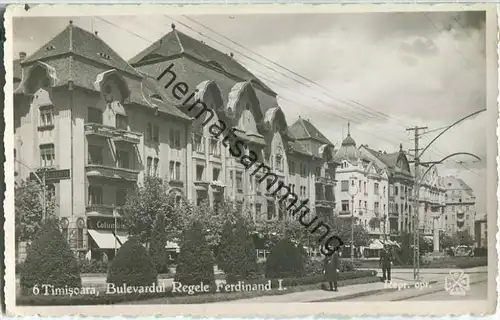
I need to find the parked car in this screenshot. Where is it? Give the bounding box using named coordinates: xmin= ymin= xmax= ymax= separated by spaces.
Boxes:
xmin=454 ymin=245 xmax=473 ymax=257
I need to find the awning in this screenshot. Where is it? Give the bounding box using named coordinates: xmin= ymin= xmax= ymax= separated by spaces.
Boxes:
xmin=367 ymin=239 xmax=384 ymax=250
xmin=115 ymin=231 xmax=129 ymax=245
xmin=165 ymin=241 xmax=180 ymax=253
xmin=87 ymin=229 xmax=121 ymax=250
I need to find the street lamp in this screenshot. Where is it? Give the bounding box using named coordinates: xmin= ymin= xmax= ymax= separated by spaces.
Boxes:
xmin=15 ymin=158 xmax=47 ymax=222
xmin=411 ymin=109 xmax=485 ymax=281
xmin=348 ymin=176 xmax=359 ymax=264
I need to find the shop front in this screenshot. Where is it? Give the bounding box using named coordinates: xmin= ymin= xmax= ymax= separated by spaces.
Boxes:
xmin=86 ymin=215 xmax=129 ymax=261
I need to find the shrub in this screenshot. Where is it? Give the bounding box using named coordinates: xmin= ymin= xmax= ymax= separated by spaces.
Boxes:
xmin=340 ymin=259 xmax=355 ymax=272
xmin=265 ymin=239 xmax=306 ymax=279
xmin=175 ymin=221 xmax=215 ymax=286
xmin=107 ymin=239 xmax=157 ymax=287
xmin=149 ymin=213 xmax=170 ymax=274
xmin=78 ymin=259 xmax=109 ymax=273
xmin=304 ymin=259 xmax=324 ymax=276
xmin=20 ymin=220 xmax=81 ymax=295
xmin=217 ymin=219 xmax=256 ymax=283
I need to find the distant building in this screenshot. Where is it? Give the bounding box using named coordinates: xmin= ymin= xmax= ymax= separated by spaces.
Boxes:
xmin=442 ymin=176 xmax=477 ymax=240
xmin=333 ymin=127 xmax=390 ymax=243
xmin=474 ymin=216 xmax=487 ymax=248
xmin=359 ymin=143 xmax=413 ymax=240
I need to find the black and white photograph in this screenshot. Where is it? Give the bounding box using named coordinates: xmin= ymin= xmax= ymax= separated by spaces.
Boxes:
xmin=3 ymin=3 xmax=498 ymax=317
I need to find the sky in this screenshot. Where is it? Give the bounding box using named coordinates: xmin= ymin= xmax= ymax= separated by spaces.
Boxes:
xmin=12 ymin=11 xmax=488 ymax=215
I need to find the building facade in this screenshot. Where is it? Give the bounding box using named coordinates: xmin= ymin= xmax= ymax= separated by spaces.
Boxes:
xmin=442 ymin=176 xmax=477 ymax=241
xmin=13 ymin=22 xmax=337 ymax=261
xmin=333 ymin=130 xmax=390 ymax=248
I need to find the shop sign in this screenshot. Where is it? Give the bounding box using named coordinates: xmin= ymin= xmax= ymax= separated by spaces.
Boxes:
xmin=30 ymin=169 xmax=71 ymax=181
xmin=87 ymin=218 xmax=125 ymax=231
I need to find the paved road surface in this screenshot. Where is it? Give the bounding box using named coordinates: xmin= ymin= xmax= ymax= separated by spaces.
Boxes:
xmin=405 ymin=281 xmax=487 ymax=301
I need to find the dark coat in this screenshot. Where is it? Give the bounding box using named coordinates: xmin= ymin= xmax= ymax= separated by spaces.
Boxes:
xmin=324 ymin=253 xmax=340 ymax=281
xmin=380 ymin=249 xmax=393 ymax=268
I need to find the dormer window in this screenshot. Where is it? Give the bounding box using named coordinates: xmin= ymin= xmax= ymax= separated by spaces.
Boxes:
xmin=45 ymin=45 xmax=56 ymax=51
xmin=98 ymin=52 xmax=111 ymax=60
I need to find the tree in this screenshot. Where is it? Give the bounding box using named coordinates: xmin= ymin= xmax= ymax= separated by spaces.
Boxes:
xmin=20 ymin=220 xmax=81 ymax=295
xmin=455 ymin=230 xmax=474 ymax=246
xmin=15 ymin=179 xmax=56 ymax=243
xmin=122 ymin=176 xmax=178 ymax=246
xmin=107 ymin=238 xmax=157 ymax=287
xmin=316 ymin=212 xmax=370 ymax=248
xmin=175 ymin=221 xmax=215 ymax=286
xmin=217 ymin=218 xmax=257 ymax=283
xmin=149 ymin=213 xmax=169 ymax=273
xmin=265 ymin=239 xmax=306 ymax=278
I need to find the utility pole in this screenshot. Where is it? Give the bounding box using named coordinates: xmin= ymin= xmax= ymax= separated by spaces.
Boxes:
xmin=406 ymin=126 xmax=427 ymax=281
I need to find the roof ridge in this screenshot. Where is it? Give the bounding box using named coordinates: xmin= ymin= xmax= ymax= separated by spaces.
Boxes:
xmin=173 ymin=29 xmax=185 ymax=53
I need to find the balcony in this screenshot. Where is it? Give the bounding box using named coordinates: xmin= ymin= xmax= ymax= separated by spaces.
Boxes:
xmin=85 ymin=123 xmax=116 ymax=139
xmin=315 ymin=176 xmax=335 ymax=185
xmin=388 ymin=212 xmax=398 ymax=219
xmin=316 ymin=199 xmax=334 ymax=208
xmin=113 ymin=129 xmax=141 ymax=145
xmin=85 ymin=123 xmax=142 ymax=145
xmin=85 ymin=164 xmax=139 ymax=182
xmin=86 ymin=204 xmax=116 ymax=216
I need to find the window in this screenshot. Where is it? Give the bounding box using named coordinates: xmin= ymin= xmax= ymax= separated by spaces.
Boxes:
xmin=87 ymin=107 xmax=102 ymax=124
xmin=267 ymin=200 xmax=275 ymax=220
xmin=289 ymin=161 xmax=295 ymax=175
xmin=147 ymin=123 xmax=160 ymax=143
xmin=300 ymin=163 xmax=307 ymax=176
xmin=395 ymin=186 xmax=399 ymax=196
xmin=193 ymin=134 xmax=204 ymax=153
xmin=88 ymin=145 xmax=102 ymax=165
xmin=40 ymin=144 xmax=55 ymax=167
xmin=213 ymin=168 xmax=220 ymax=181
xmin=153 ymin=158 xmax=159 ymax=176
xmin=88 ymin=185 xmax=103 ymax=205
xmin=169 ymin=161 xmax=181 ymax=180
xmin=256 ymin=176 xmax=262 ymax=195
xmin=116 ymin=114 xmax=128 ymax=130
xmin=116 ymin=189 xmax=127 ymax=206
xmin=363 ymin=182 xmax=367 ymax=193
xmin=383 ymin=186 xmax=386 ymax=197
xmin=196 ymin=165 xmax=205 ymax=181
xmin=341 ymin=180 xmax=349 ymax=192
xmin=116 ymin=150 xmax=130 ymax=169
xmin=210 ymin=138 xmax=220 ymax=156
xmin=315 ymin=167 xmax=321 ymax=177
xmin=236 ymin=172 xmax=243 ymax=193
xmin=374 ymin=183 xmax=379 ymax=195
xmin=47 ymin=184 xmax=56 ymax=200
xmin=374 ymin=202 xmax=380 ymax=214
xmin=256 ymin=203 xmax=262 ymax=215
xmin=275 ymin=154 xmax=283 ymax=171
xmin=76 ymin=218 xmax=84 ymax=249
xmin=146 ymin=157 xmax=152 ymax=175
xmin=341 ymin=200 xmax=349 ymax=212
xmin=40 ymin=106 xmax=54 ymax=127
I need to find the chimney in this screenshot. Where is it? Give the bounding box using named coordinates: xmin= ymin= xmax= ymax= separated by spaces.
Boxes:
xmin=19 ymin=52 xmax=26 ymax=60
xmin=230 ymin=52 xmax=234 ymax=58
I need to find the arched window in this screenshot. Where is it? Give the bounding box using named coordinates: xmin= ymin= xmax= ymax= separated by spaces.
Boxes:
xmin=275 ymin=154 xmax=282 ymax=171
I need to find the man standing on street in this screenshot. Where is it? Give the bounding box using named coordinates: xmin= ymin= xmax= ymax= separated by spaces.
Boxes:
xmin=324 ymin=250 xmax=341 ymax=291
xmin=380 ymin=247 xmax=393 ymax=282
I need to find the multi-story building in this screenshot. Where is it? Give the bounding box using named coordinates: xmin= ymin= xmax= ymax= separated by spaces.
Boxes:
xmin=442 ymin=176 xmax=477 ymax=241
xmin=359 ymin=143 xmax=414 ymax=240
xmin=333 ymin=129 xmax=390 ymax=248
xmin=13 ymin=22 xmax=336 ymax=261
xmin=410 ymin=164 xmax=446 ymax=252
xmin=474 ymin=215 xmax=487 ymax=249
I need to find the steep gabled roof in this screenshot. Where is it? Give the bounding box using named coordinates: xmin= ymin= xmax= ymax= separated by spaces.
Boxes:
xmin=129 ymin=27 xmax=274 ymax=94
xmin=22 ymin=22 xmax=139 ymax=77
xmin=289 ymin=117 xmax=333 ymax=145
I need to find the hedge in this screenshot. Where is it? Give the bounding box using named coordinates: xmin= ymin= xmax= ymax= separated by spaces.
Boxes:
xmin=265 ymin=239 xmax=306 ymax=278
xmin=107 ymin=238 xmax=157 ymax=287
xmin=17 ymin=270 xmax=378 ymax=305
xmin=20 ymin=221 xmax=81 ymax=295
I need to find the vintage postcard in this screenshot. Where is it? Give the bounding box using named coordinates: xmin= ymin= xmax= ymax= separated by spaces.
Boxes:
xmin=3 ymin=3 xmax=498 ymax=317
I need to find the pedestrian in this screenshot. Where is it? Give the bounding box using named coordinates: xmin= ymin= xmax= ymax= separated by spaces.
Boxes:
xmin=324 ymin=250 xmax=341 ymax=291
xmin=380 ymin=246 xmax=393 ymax=282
